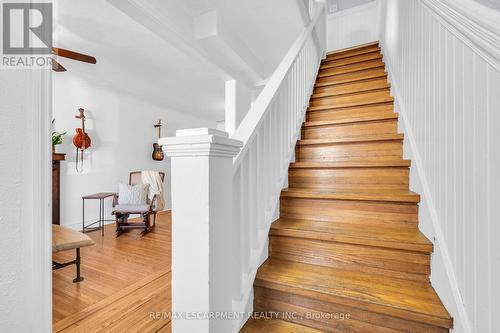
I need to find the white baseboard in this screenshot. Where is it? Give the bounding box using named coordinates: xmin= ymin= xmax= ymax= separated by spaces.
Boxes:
xmin=379 ymin=39 xmax=472 ymax=333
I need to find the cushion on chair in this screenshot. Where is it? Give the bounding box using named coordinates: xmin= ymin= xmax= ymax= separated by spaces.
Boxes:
xmin=113 ymin=204 xmax=151 ymax=214
xmin=118 ymin=183 xmax=149 ymax=205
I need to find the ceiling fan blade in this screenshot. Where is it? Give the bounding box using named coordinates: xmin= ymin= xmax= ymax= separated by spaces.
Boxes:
xmin=52 ymin=47 xmax=97 ymax=64
xmin=52 ymin=59 xmax=67 ymax=72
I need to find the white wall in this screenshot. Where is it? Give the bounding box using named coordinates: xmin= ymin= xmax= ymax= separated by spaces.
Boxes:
xmin=326 ymin=0 xmax=380 ymax=52
xmin=379 ymin=1 xmax=500 ymax=332
xmin=0 ymin=69 xmax=52 ymax=333
xmin=53 ymin=75 xmax=213 ymax=229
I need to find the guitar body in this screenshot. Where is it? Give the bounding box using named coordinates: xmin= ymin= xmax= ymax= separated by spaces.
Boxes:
xmin=152 ymin=142 xmax=164 ymax=161
xmin=152 ymin=120 xmax=164 ymax=161
xmin=73 ymin=128 xmax=91 ymax=150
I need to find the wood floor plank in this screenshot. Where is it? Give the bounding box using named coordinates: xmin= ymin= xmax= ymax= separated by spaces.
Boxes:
xmin=53 ymin=212 xmax=171 ymax=332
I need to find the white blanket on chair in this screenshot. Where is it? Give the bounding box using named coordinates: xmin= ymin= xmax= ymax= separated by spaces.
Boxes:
xmin=141 ymin=171 xmax=165 ymax=211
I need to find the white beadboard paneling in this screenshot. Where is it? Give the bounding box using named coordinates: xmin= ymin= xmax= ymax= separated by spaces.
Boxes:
xmin=380 ymin=0 xmax=498 ymax=332
xmin=326 ymin=0 xmax=380 ymax=51
xmin=488 ymin=60 xmax=499 ymax=332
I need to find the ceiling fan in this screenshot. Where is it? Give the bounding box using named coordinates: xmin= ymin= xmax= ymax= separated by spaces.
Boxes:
xmin=52 ymin=48 xmax=97 ymax=72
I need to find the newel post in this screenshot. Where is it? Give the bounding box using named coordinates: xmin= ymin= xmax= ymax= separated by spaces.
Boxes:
xmin=160 ymin=128 xmax=242 ymax=333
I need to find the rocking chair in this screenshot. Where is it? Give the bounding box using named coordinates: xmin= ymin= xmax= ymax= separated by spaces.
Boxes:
xmin=112 ymin=171 xmax=165 ymax=236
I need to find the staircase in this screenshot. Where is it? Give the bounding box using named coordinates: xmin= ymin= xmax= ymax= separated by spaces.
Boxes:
xmin=241 ymin=42 xmax=453 ymax=333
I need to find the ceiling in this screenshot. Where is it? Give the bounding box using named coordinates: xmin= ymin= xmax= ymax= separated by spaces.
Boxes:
xmin=53 ymin=0 xmax=305 ymax=121
xmin=210 ymin=0 xmax=305 ymax=74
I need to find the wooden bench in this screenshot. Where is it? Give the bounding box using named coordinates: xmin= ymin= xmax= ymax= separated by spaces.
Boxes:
xmin=52 ymin=224 xmax=95 ymax=283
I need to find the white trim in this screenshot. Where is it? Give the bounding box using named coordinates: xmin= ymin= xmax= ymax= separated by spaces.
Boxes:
xmin=422 ymin=0 xmax=500 ymax=71
xmin=379 ymin=39 xmax=473 ymax=333
xmin=28 ymin=64 xmax=53 ymax=333
xmin=161 ymin=129 xmax=243 ymax=158
xmin=28 ymin=0 xmax=53 ymax=329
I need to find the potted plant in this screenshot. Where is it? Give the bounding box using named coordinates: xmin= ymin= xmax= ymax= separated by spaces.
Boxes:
xmin=52 ymin=131 xmax=67 ymax=153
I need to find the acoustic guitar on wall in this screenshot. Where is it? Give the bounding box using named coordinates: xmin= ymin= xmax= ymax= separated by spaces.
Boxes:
xmin=152 ymin=120 xmax=164 ymax=161
xmin=73 ymin=108 xmax=92 ymax=172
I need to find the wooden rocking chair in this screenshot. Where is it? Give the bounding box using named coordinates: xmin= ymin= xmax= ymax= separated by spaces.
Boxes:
xmin=112 ymin=171 xmax=165 ymax=237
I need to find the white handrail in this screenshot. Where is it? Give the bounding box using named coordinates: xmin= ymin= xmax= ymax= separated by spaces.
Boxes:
xmin=230 ymin=3 xmax=326 ymax=331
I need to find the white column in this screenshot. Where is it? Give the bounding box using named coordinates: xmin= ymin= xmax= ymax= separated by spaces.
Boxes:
xmin=160 ymin=128 xmax=242 ymax=333
xmin=225 ymin=79 xmax=252 ymax=136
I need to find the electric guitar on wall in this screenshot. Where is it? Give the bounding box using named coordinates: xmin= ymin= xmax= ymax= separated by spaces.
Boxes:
xmin=152 ymin=120 xmax=164 ymax=161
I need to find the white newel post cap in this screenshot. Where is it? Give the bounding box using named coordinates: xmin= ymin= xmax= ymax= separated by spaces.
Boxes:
xmin=160 ymin=128 xmax=243 ymax=158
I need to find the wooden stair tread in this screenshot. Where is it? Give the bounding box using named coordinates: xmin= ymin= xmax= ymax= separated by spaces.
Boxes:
xmin=307 ymin=102 xmax=394 ymax=115
xmin=303 ymin=114 xmax=398 ymax=127
xmin=281 ymin=188 xmax=420 ymax=203
xmin=312 ymin=79 xmax=390 ymax=98
xmin=318 ymin=59 xmax=385 ymax=78
xmin=325 ymin=42 xmax=380 ymax=61
xmin=297 ymin=133 xmax=404 ymax=146
xmin=309 ymin=91 xmax=394 ymax=111
xmin=311 ymin=87 xmax=391 ymax=101
xmin=316 ymin=70 xmax=388 ymax=88
xmin=305 ymin=104 xmax=395 ymax=122
xmin=321 ymin=51 xmax=382 ymax=69
xmin=315 ymin=68 xmax=387 ymax=88
xmin=241 ymin=318 xmax=322 ymax=333
xmin=255 ymin=259 xmax=452 ymax=329
xmin=271 ymin=218 xmax=432 ymax=253
xmin=289 ymin=160 xmax=410 ymax=169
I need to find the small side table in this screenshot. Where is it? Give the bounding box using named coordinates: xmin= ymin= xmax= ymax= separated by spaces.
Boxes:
xmin=82 ymin=192 xmax=116 ymax=236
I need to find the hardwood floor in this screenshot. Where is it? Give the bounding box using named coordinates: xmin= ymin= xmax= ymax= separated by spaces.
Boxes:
xmin=241 ymin=42 xmax=453 ymax=332
xmin=52 ymin=212 xmax=171 ymax=332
